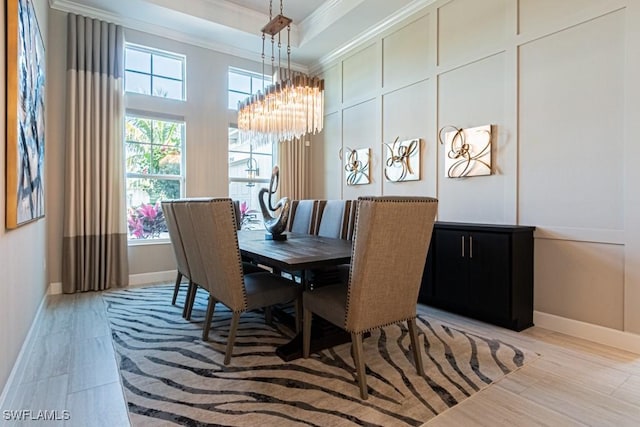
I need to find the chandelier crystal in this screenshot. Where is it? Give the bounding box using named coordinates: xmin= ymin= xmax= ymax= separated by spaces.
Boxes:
xmin=237 ymin=0 xmax=324 ymax=146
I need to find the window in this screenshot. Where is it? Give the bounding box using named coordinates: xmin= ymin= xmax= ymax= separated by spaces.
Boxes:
xmin=228 ymin=67 xmax=272 ymax=110
xmin=125 ymin=115 xmax=185 ymax=240
xmin=228 ymin=127 xmax=274 ymax=229
xmin=125 ymin=44 xmax=185 ymax=100
xmin=228 ymin=67 xmax=275 ymax=228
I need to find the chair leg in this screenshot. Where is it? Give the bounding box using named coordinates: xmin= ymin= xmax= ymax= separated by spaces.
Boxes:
xmin=351 ymin=332 xmax=368 ymax=400
xmin=182 ymin=281 xmax=193 ymax=318
xmin=183 ymin=281 xmax=196 ymax=320
xmin=302 ymin=308 xmax=313 ymax=358
xmin=171 ymin=272 xmax=183 ymax=305
xmin=202 ymin=295 xmax=217 ymax=341
xmin=408 ymin=318 xmax=425 ymax=376
xmin=224 ymin=312 xmax=241 ymax=365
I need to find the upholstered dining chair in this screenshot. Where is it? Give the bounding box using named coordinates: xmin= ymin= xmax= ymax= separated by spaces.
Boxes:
xmin=310 ymin=200 xmax=354 ymax=286
xmin=172 ymin=199 xmax=216 ymax=321
xmin=174 ymin=198 xmax=265 ymax=320
xmin=344 ymin=199 xmax=358 ymax=241
xmin=232 ymin=200 xmax=242 ymax=230
xmin=162 ymin=201 xmax=192 ymax=314
xmin=302 ymin=196 xmax=438 ymax=399
xmin=288 ymin=199 xmax=320 ymax=234
xmin=316 ymin=200 xmax=353 ymax=239
xmin=186 ymin=198 xmax=302 ymax=365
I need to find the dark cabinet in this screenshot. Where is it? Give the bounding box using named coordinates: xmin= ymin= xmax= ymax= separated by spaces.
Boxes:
xmin=419 ymin=222 xmax=535 ymax=331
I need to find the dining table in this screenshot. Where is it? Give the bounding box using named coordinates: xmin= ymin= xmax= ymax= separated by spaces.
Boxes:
xmin=237 ymin=229 xmax=354 ymax=360
xmin=237 ymin=230 xmax=352 ymax=282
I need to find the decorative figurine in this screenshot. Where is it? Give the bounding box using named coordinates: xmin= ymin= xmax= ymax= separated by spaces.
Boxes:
xmin=258 ymin=166 xmax=290 ymax=240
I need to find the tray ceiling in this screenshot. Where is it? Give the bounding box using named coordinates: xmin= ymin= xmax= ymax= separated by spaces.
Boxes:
xmin=50 ymin=0 xmax=436 ymax=69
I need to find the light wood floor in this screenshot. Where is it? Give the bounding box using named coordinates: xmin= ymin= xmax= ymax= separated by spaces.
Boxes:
xmin=2 ymin=286 xmax=640 ymax=426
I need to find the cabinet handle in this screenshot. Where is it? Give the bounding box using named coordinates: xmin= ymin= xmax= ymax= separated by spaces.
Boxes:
xmin=470 ymin=236 xmax=473 ymax=259
xmin=461 ymin=236 xmax=465 ymax=257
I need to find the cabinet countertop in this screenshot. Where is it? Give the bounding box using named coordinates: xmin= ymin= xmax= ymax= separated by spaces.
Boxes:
xmin=434 ymin=222 xmax=536 ymax=233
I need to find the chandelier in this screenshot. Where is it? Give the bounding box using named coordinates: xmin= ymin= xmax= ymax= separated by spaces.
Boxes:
xmin=237 ymin=0 xmax=324 ymax=146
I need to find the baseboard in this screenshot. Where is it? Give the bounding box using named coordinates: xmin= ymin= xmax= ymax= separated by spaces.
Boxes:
xmin=0 ymin=291 xmax=47 ymax=410
xmin=46 ymin=272 xmax=178 ymax=295
xmin=48 ymin=282 xmax=62 ymax=295
xmin=534 ymin=311 xmax=640 ymax=355
xmin=129 ymin=270 xmax=177 ymax=287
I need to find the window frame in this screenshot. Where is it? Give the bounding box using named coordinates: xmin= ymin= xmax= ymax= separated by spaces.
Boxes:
xmin=228 ymin=67 xmax=273 ymax=110
xmin=228 ymin=125 xmax=274 ymax=185
xmin=125 ymin=43 xmax=186 ymax=101
xmin=124 ymin=112 xmax=186 ymax=243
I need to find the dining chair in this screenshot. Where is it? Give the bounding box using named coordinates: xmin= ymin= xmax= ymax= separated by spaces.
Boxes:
xmin=172 ymin=199 xmax=217 ymax=321
xmin=316 ymin=200 xmax=352 ymax=239
xmin=187 ymin=198 xmax=302 ymax=365
xmin=310 ymin=200 xmax=354 ymax=286
xmin=302 ymin=196 xmax=438 ymax=399
xmin=344 ymin=199 xmax=358 ymax=241
xmin=288 ymin=199 xmax=320 ymax=234
xmin=175 ymin=198 xmax=266 ymax=319
xmin=161 ymin=201 xmax=194 ymax=316
xmin=232 ymin=200 xmax=242 ymax=230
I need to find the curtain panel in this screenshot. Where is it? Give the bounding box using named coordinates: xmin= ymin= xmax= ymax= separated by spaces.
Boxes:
xmin=62 ymin=14 xmax=128 ymax=293
xmin=278 ymin=138 xmax=311 ymax=200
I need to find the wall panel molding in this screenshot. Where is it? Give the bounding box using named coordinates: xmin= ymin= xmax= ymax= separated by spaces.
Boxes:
xmin=518 ymin=0 xmax=626 ymax=43
xmin=313 ymin=0 xmax=639 ymax=343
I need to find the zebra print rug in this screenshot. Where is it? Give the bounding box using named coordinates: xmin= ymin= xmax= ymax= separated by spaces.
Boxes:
xmin=104 ymin=284 xmax=537 ymax=426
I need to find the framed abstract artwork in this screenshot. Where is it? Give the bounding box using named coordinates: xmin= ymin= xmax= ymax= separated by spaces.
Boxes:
xmin=384 ymin=137 xmax=420 ymax=182
xmin=440 ymin=125 xmax=492 ymax=178
xmin=343 ymin=147 xmax=370 ymax=185
xmin=6 ymin=0 xmax=46 ymax=229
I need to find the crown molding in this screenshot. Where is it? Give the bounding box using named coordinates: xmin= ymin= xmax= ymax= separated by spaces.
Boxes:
xmin=140 ymin=0 xmax=300 ymax=46
xmin=310 ymin=0 xmax=438 ymax=73
xmin=49 ymin=0 xmax=437 ymax=74
xmin=298 ymin=0 xmax=366 ymax=46
xmin=49 ymin=0 xmax=309 ymax=72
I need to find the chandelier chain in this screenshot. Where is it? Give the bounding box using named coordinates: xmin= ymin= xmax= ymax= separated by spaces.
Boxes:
xmin=261 ymin=32 xmax=265 ymax=92
xmin=287 ymin=24 xmax=291 ymax=78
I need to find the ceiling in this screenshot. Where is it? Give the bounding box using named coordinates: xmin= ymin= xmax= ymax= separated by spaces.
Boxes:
xmin=49 ymin=0 xmax=435 ymax=70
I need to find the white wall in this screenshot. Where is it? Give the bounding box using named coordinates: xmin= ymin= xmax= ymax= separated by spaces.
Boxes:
xmin=1 ymin=0 xmax=49 ymax=400
xmin=312 ymin=0 xmax=640 ymax=335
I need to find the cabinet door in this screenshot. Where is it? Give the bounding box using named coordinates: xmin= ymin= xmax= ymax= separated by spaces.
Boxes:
xmin=467 ymin=232 xmax=511 ymax=321
xmin=418 ymin=240 xmax=435 ymax=303
xmin=433 ymin=229 xmax=469 ymax=310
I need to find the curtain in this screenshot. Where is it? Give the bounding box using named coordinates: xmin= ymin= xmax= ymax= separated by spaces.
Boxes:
xmin=62 ymin=14 xmax=128 ymax=293
xmin=278 ymin=138 xmax=311 ymax=200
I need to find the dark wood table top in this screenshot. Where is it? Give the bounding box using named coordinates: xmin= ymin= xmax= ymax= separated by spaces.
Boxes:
xmin=238 ymin=230 xmax=352 ymax=272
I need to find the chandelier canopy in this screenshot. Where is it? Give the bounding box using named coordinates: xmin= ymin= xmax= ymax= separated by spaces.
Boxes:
xmin=237 ymin=0 xmax=324 ymax=146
